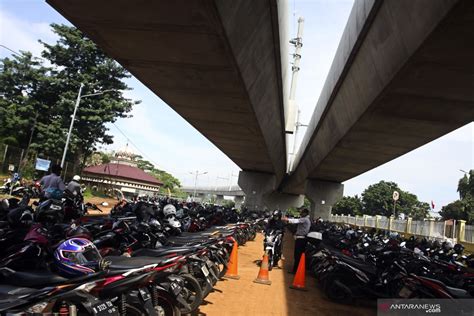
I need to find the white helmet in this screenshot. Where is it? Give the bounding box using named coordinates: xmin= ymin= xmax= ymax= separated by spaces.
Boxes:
xmin=73 ymin=175 xmax=81 ymax=182
xmin=163 ymin=204 xmax=177 ymax=217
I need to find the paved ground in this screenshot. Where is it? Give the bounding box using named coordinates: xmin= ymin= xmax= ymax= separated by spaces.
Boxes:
xmin=198 ymin=233 xmax=376 ymax=316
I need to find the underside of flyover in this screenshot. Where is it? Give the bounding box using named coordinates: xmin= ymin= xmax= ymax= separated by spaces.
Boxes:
xmin=47 ymin=0 xmax=288 ymax=184
xmin=282 ymin=0 xmax=474 ymax=195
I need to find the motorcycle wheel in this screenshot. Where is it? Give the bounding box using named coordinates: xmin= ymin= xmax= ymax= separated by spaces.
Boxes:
xmin=179 ymin=274 xmax=203 ymax=314
xmin=268 ymin=250 xmax=274 ymax=271
xmin=154 ymin=290 xmax=182 ymax=316
xmin=324 ymin=273 xmax=354 ymax=303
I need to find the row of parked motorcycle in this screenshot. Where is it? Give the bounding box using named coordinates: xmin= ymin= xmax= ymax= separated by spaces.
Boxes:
xmin=0 ymin=192 xmax=262 ymax=315
xmin=305 ymin=222 xmax=474 ymax=304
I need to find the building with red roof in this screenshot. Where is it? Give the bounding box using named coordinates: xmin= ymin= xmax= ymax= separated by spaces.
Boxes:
xmin=82 ymin=145 xmax=163 ymax=197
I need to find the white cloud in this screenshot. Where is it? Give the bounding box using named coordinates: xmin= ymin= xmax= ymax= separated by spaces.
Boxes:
xmin=0 ymin=10 xmax=57 ymax=58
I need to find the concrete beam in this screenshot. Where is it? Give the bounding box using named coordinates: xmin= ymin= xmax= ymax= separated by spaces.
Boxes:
xmin=47 ymin=0 xmax=289 ymax=182
xmin=238 ymin=170 xmax=303 ymax=210
xmin=305 ymin=180 xmax=344 ymax=220
xmin=283 ymin=0 xmax=474 ymax=194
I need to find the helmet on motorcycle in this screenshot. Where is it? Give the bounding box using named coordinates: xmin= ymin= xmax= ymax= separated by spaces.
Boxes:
xmin=345 ymin=229 xmax=355 ymax=240
xmin=453 ymin=243 xmax=464 ymax=254
xmin=272 ymin=210 xmax=282 ymax=220
xmin=66 ymin=225 xmax=92 ymax=240
xmin=54 ymin=238 xmax=102 ymax=277
xmin=442 ymin=240 xmax=453 ymax=251
xmin=72 ymin=175 xmax=81 ymax=182
xmin=163 ymin=204 xmax=177 ymax=217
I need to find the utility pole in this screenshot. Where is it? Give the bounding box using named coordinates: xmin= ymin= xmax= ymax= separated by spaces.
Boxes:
xmin=286 ymin=17 xmax=305 ymax=172
xmin=61 ymin=84 xmax=115 ymax=168
xmin=190 ymin=170 xmax=207 ymax=200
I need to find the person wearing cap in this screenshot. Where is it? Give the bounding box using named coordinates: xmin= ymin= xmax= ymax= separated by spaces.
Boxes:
xmin=66 ymin=175 xmax=82 ymax=196
xmin=40 ymin=164 xmax=65 ymax=199
xmin=283 ymin=208 xmax=311 ymax=274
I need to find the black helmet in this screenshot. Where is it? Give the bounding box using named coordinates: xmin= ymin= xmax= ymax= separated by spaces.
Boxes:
xmin=272 ymin=210 xmax=282 ymax=219
xmin=453 ymin=243 xmax=464 ymax=254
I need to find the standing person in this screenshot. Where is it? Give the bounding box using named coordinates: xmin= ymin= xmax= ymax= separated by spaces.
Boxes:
xmin=66 ymin=175 xmax=82 ymax=196
xmin=39 ymin=164 xmax=65 ymax=199
xmin=283 ymin=208 xmax=311 ymax=274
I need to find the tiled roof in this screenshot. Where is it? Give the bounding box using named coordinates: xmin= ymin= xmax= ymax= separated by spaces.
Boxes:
xmin=83 ymin=163 xmax=163 ymax=186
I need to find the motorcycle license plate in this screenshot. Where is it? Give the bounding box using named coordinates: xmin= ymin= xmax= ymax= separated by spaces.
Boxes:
xmin=399 ymin=286 xmax=412 ymax=298
xmin=170 ymin=282 xmax=182 ymax=296
xmin=139 ymin=288 xmax=151 ymax=301
xmin=91 ymin=300 xmax=117 ymax=316
xmin=201 ymin=265 xmax=210 ymax=277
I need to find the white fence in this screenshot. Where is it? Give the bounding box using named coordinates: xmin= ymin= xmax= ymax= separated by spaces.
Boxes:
xmin=329 ymin=214 xmax=460 ymax=241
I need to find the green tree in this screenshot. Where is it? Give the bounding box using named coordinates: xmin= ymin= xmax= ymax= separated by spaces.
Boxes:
xmin=361 ymin=180 xmax=429 ymax=218
xmin=332 ymin=195 xmax=363 ymax=215
xmin=441 ymin=170 xmax=474 ymax=224
xmin=40 ymin=24 xmax=139 ymax=165
xmin=0 ymin=24 xmax=140 ymax=167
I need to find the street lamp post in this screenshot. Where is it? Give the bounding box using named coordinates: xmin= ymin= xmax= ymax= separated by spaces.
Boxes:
xmin=60 ymin=84 xmax=115 ymax=168
xmin=190 ymin=170 xmax=207 ymax=200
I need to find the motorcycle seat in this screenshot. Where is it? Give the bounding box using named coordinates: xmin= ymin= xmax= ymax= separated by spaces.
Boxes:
xmin=0 ymin=284 xmax=37 ymax=296
xmin=105 ymin=255 xmax=168 ymax=269
xmin=446 ymin=285 xmax=471 ymax=298
xmin=133 ymin=247 xmax=196 ymax=258
xmin=0 ymin=269 xmax=68 ymax=288
xmin=338 ymin=256 xmax=377 ymax=275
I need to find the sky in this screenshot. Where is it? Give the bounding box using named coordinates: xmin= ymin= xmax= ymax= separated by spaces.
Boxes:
xmin=0 ymin=0 xmax=472 ymax=209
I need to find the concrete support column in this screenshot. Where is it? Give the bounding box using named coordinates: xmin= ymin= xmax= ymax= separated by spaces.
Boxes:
xmin=238 ymin=171 xmax=276 ymax=211
xmin=234 ymin=196 xmax=244 ymax=209
xmin=305 ymin=179 xmax=343 ymax=220
xmin=238 ymin=171 xmax=303 ymax=211
xmin=215 ymin=194 xmax=224 ymax=205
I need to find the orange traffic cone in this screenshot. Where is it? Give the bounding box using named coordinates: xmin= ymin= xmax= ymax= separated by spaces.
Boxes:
xmin=224 ymin=237 xmax=240 ymax=279
xmin=290 ymin=252 xmax=307 ymax=291
xmin=253 ymin=252 xmax=272 ymax=285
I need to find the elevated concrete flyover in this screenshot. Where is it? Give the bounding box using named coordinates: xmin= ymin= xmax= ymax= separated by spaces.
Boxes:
xmin=181 ymin=186 xmax=245 ymax=207
xmin=47 ymin=0 xmax=289 ymax=184
xmin=282 ymin=0 xmax=474 ymax=218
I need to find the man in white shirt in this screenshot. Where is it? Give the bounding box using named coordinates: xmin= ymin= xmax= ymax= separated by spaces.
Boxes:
xmin=283 ymin=208 xmax=311 ymax=273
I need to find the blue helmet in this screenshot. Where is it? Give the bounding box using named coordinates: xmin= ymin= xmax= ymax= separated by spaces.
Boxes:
xmin=54 ymin=238 xmax=102 ymax=278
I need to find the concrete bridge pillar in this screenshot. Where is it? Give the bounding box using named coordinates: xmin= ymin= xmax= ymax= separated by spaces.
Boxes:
xmin=215 ymin=194 xmax=224 ymax=205
xmin=305 ymin=180 xmax=343 ymax=220
xmin=238 ymin=171 xmax=304 ymax=211
xmin=234 ymin=196 xmax=244 ymax=209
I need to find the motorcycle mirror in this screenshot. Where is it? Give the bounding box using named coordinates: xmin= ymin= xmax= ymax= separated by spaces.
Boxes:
xmin=101 ymin=202 xmax=109 ymax=207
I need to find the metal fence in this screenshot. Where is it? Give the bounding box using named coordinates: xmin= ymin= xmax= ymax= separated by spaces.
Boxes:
xmin=329 ymin=214 xmax=465 ymax=243
xmin=466 ymin=225 xmax=474 ymax=243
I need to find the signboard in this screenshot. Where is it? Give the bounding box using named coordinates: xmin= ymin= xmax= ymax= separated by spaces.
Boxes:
xmin=35 ymin=158 xmax=51 ymax=171
xmin=392 ymin=191 xmax=400 ymax=201
xmin=8 ymin=164 xmax=15 ymax=171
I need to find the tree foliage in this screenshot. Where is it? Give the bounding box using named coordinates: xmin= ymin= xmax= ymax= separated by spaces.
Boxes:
xmin=332 ymin=181 xmax=429 ymax=219
xmin=441 ymin=170 xmax=474 ymax=224
xmin=0 ymin=24 xmax=139 ymax=165
xmin=134 ymin=156 xmax=181 ymax=193
xmin=332 ymin=195 xmax=363 ymax=216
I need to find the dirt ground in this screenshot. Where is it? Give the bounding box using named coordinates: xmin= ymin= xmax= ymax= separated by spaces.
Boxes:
xmin=198 ymin=233 xmax=376 ymax=316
